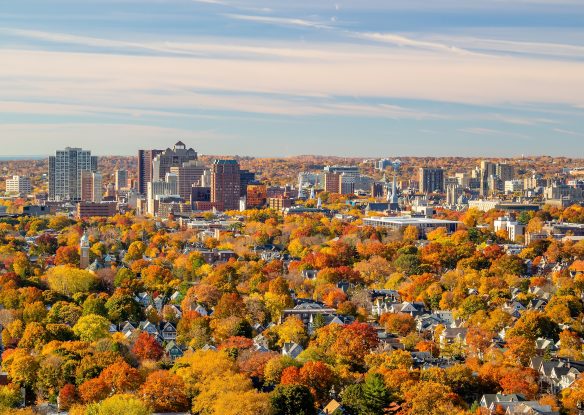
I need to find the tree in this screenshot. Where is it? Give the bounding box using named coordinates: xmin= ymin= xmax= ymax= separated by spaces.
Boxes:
xmin=73 ymin=314 xmax=111 ymax=342
xmin=105 ymin=288 xmax=142 ymax=323
xmin=55 ymin=246 xmax=80 ymax=266
xmin=58 ymin=384 xmax=78 ymax=411
xmin=139 ymin=370 xmax=190 ymax=413
xmin=0 ymin=383 xmax=22 ymax=410
xmin=363 ymin=373 xmax=391 ymax=415
xmin=46 ymin=266 xmax=97 ymax=296
xmin=380 ymin=313 xmax=416 ymax=336
xmin=85 ymin=394 xmax=151 ymax=415
xmin=270 ymin=384 xmax=316 ymax=415
xmin=403 ymin=226 xmax=420 ymax=242
xmin=124 ymin=241 xmax=146 ymax=262
xmin=99 ymin=359 xmax=142 ymax=395
xmin=132 ymin=332 xmax=164 ymax=361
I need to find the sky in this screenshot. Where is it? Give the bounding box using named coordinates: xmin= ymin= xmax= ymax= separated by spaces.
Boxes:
xmin=1 ymin=0 xmax=584 ymax=157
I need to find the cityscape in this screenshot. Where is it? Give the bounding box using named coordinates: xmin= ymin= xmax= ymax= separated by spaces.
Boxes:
xmin=2 ymin=0 xmax=584 ymax=415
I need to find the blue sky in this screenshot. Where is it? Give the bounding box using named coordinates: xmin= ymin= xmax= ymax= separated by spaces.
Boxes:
xmin=1 ymin=0 xmax=584 ymax=157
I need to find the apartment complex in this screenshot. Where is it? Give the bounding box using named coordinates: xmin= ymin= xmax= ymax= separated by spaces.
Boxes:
xmin=5 ymin=176 xmax=31 ymax=195
xmin=48 ymin=147 xmax=98 ymax=201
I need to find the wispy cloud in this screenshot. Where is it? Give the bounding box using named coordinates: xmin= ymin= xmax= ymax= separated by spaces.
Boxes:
xmin=553 ymin=128 xmax=584 ymax=137
xmin=353 ymin=32 xmax=476 ymax=55
xmin=223 ymin=13 xmax=333 ymax=29
xmin=458 ymin=127 xmax=530 ymax=139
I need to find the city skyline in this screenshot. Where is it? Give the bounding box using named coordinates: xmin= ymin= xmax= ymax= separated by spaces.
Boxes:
xmin=1 ymin=0 xmax=584 ymax=156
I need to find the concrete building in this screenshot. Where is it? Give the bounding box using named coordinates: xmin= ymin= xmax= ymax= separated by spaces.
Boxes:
xmin=211 ymin=159 xmax=241 ymax=211
xmin=494 ymin=216 xmax=525 ymax=242
xmin=5 ymin=175 xmax=31 ymax=195
xmin=362 ymin=216 xmax=460 ymax=236
xmin=269 ymin=197 xmax=293 ymax=210
xmin=147 ymin=175 xmax=179 ymax=215
xmin=496 ymin=163 xmax=515 ymax=182
xmin=419 ymin=168 xmax=444 ymax=193
xmin=339 ymin=173 xmax=356 ymax=195
xmin=246 ymin=183 xmax=267 ymax=208
xmin=49 ymin=147 xmax=98 ymax=201
xmin=138 ymin=149 xmax=162 ymax=195
xmin=114 ymin=169 xmax=128 ymax=191
xmin=81 ymin=171 xmax=102 ymax=203
xmin=152 ymin=141 xmax=198 ymax=183
xmin=170 ymin=160 xmax=208 ymax=200
xmin=77 ymin=202 xmax=117 ymax=219
xmin=479 ymin=160 xmax=496 ymax=197
xmin=505 ymin=180 xmax=524 ymax=194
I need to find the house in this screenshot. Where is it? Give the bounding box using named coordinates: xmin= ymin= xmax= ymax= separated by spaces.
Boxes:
xmin=387 ymin=302 xmax=427 ymax=317
xmin=281 ymin=302 xmax=336 ymax=326
xmin=504 ymin=402 xmax=558 ymax=414
xmin=134 ymin=292 xmax=152 ymax=307
xmin=282 ymin=342 xmax=304 ymax=359
xmin=480 ymin=394 xmax=526 ymax=412
xmin=165 ymin=341 xmax=184 ymax=360
xmin=320 ymin=399 xmax=345 ymax=415
xmin=302 ymin=269 xmax=318 ymax=280
xmin=439 ymin=327 xmax=468 ymax=346
xmin=160 ymin=322 xmax=177 ymax=341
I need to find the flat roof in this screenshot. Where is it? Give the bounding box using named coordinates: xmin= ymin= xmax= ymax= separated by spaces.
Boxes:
xmin=364 ymin=216 xmax=460 ymax=225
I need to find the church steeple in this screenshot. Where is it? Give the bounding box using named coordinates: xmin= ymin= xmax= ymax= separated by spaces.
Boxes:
xmin=80 ymin=231 xmax=90 ymax=269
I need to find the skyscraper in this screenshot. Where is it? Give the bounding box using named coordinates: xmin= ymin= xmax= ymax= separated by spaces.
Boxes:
xmin=169 ymin=160 xmax=208 ymax=200
xmin=49 ymin=147 xmax=97 ymax=201
xmin=211 ymin=160 xmax=241 ymax=211
xmin=152 ymin=141 xmax=198 ymax=182
xmin=419 ymin=168 xmax=444 ymax=193
xmin=114 ymin=169 xmax=128 ymax=191
xmin=479 ymin=160 xmax=496 ymax=197
xmin=138 ymin=149 xmax=162 ymax=195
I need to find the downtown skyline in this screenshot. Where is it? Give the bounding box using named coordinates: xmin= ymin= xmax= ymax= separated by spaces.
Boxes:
xmin=1 ymin=0 xmax=584 ymax=157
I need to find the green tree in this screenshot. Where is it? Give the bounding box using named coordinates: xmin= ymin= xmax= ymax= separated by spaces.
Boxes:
xmin=363 ymin=373 xmax=391 ymax=415
xmin=270 ymin=384 xmax=316 ymax=415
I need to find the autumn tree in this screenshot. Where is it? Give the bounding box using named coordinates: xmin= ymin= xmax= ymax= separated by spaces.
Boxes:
xmin=139 ymin=370 xmax=189 ymax=413
xmin=132 ymin=332 xmax=164 ymax=361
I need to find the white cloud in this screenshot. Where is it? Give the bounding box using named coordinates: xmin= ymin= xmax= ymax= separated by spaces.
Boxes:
xmin=223 ymin=13 xmax=333 ymax=29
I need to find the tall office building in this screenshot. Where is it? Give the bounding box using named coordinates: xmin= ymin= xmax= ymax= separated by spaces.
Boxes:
xmin=170 ymin=160 xmax=208 ymax=200
xmin=239 ymin=170 xmax=256 ymax=197
xmin=138 ymin=149 xmax=162 ymax=195
xmin=81 ymin=171 xmax=103 ymax=203
xmin=211 ymin=160 xmax=241 ymax=211
xmin=479 ymin=161 xmax=496 ymax=197
xmin=49 ymin=147 xmax=98 ymax=201
xmin=419 ymin=168 xmax=444 ymax=193
xmin=152 ymin=141 xmax=198 ymax=182
xmin=114 ymin=169 xmax=128 ymax=191
xmin=496 ymin=163 xmax=515 ymax=182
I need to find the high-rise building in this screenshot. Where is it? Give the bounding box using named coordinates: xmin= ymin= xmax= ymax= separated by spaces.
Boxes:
xmin=419 ymin=168 xmax=444 ymax=193
xmin=324 ymin=172 xmax=341 ymax=194
xmin=496 ymin=163 xmax=515 ymax=182
xmin=81 ymin=171 xmax=102 ymax=203
xmin=479 ymin=161 xmax=496 ymax=196
xmin=211 ymin=160 xmax=241 ymax=211
xmin=114 ymin=169 xmax=128 ymax=191
xmin=5 ymin=176 xmax=31 ymax=195
xmin=170 ymin=160 xmax=208 ymax=200
xmin=152 ymin=141 xmax=198 ymax=182
xmin=239 ymin=170 xmax=256 ymax=197
xmin=138 ymin=149 xmax=162 ymax=195
xmin=49 ymin=147 xmax=97 ymax=201
xmin=147 ymin=174 xmax=179 ymax=215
